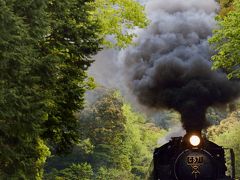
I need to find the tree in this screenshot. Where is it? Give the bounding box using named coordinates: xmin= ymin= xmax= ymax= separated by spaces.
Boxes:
xmin=91 ymin=0 xmax=148 ymax=48
xmin=39 ymin=0 xmax=102 ymax=154
xmin=1 ymin=0 xmax=101 ymax=177
xmin=0 ymin=0 xmax=50 ymax=179
xmin=207 ymin=111 xmax=240 ymax=177
xmin=95 ymin=167 xmax=134 ymax=180
xmin=217 ymin=0 xmax=234 ymax=16
xmin=44 ymin=163 xmax=93 ymax=180
xmin=79 ymin=90 xmax=130 ymax=169
xmin=0 ymin=0 xmax=147 ymax=178
xmin=122 ymin=103 xmax=166 ymax=178
xmin=39 ymin=0 xmax=147 ymax=153
xmin=45 ymin=89 xmax=166 ymax=179
xmin=209 ymin=0 xmax=240 ymax=79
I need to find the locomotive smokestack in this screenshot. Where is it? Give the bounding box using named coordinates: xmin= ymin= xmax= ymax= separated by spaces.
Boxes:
xmin=123 ymin=0 xmax=240 ymax=131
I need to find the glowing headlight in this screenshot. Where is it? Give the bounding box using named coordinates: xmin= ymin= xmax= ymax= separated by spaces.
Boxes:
xmin=189 ymin=135 xmax=200 ymax=146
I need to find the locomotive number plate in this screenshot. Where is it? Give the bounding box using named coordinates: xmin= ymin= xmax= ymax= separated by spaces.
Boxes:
xmin=187 ymin=156 xmax=203 ymax=165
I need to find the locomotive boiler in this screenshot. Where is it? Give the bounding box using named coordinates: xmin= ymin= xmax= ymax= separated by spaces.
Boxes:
xmin=150 ymin=130 xmax=235 ymax=180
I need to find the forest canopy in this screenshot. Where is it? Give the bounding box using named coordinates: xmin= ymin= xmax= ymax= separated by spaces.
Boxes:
xmin=209 ymin=0 xmax=240 ymax=78
xmin=0 ymin=0 xmax=147 ymax=179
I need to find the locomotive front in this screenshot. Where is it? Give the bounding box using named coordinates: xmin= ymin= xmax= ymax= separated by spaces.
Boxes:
xmin=152 ymin=130 xmax=234 ymax=180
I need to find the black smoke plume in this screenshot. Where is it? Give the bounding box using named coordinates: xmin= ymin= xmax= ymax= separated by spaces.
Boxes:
xmin=123 ymin=0 xmax=240 ymax=131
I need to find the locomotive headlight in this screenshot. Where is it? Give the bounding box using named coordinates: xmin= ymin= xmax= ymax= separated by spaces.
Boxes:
xmin=189 ymin=135 xmax=200 ymax=146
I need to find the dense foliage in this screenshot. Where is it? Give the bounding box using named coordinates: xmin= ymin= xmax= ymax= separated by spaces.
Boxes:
xmin=209 ymin=0 xmax=240 ymax=78
xmin=217 ymin=0 xmax=234 ymax=16
xmin=207 ymin=110 xmax=240 ymax=177
xmin=92 ymin=0 xmax=148 ymax=48
xmin=0 ymin=1 xmax=50 ymax=178
xmin=44 ymin=90 xmax=166 ymax=179
xmin=0 ymin=1 xmax=101 ymax=178
xmin=0 ymin=0 xmax=147 ymax=179
xmin=209 ymin=1 xmax=240 ymax=175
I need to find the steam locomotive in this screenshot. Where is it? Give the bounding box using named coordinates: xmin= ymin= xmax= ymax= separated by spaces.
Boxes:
xmin=150 ymin=130 xmax=235 ymax=180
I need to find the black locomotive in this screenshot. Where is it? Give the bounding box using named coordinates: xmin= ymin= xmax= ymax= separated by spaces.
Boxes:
xmin=150 ymin=130 xmax=235 ymax=180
